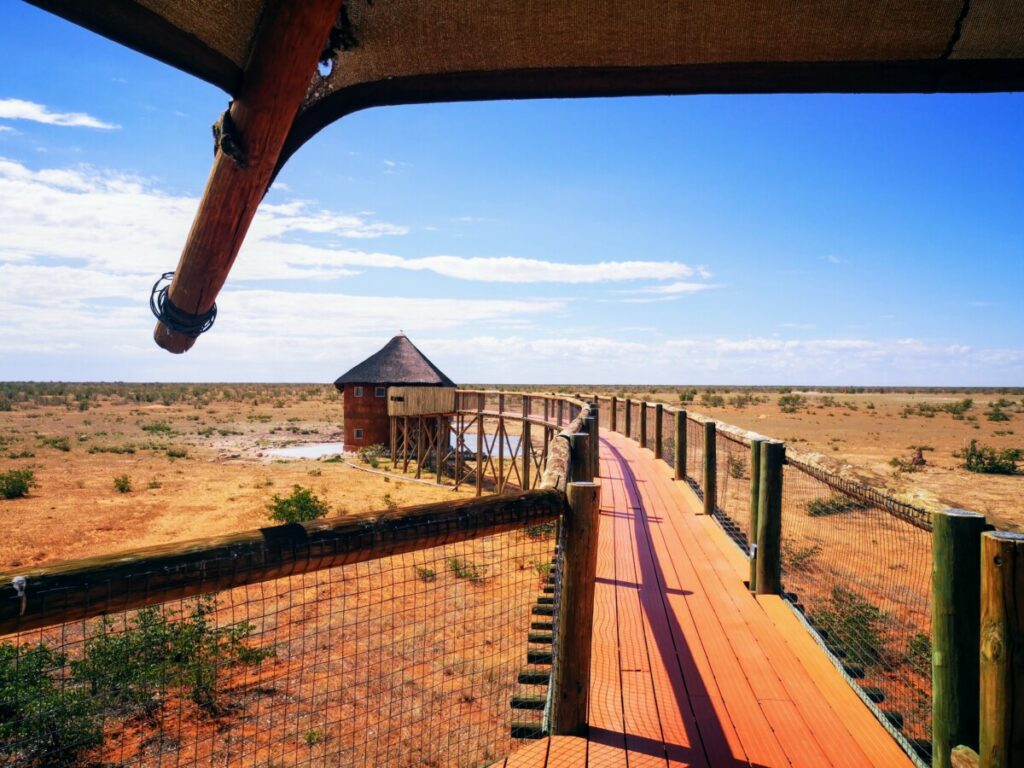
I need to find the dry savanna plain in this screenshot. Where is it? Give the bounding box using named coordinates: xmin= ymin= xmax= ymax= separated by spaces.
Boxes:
xmin=1 ymin=383 xmax=1022 ymax=569
xmin=1 ymin=382 xmax=1022 ymax=766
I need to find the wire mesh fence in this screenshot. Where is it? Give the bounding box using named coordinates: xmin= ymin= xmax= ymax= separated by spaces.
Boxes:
xmin=0 ymin=527 xmax=557 ymax=768
xmin=780 ymin=460 xmax=933 ymax=764
xmin=659 ymin=408 xmax=676 ymax=470
xmin=685 ymin=417 xmax=704 ymax=496
xmin=713 ymin=433 xmax=753 ymax=552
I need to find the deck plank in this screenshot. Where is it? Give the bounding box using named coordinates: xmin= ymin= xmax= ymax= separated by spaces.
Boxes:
xmin=503 ymin=430 xmax=918 ymax=768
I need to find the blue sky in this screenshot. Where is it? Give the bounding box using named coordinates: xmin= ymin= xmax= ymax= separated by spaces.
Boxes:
xmin=1 ymin=3 xmax=1021 ymax=385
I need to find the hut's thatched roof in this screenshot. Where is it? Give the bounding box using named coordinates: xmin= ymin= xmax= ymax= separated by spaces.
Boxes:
xmin=334 ymin=334 xmax=455 ymax=389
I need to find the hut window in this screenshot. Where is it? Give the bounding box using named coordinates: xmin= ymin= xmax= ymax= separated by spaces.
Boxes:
xmin=375 ymin=386 xmax=386 ymax=398
xmin=353 ymin=386 xmax=363 ymax=397
xmin=354 ymin=428 xmax=363 ymax=439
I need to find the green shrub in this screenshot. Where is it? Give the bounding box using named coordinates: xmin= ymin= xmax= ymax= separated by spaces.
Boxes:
xmin=778 ymin=394 xmax=804 ymax=413
xmin=39 ymin=436 xmax=70 ymax=452
xmin=140 ymin=421 xmax=173 ymax=434
xmin=268 ymin=485 xmax=329 ymax=523
xmin=448 ymin=557 xmax=485 ymax=582
xmin=727 ymin=454 xmax=746 ymax=479
xmin=985 ymin=407 xmax=1011 ymax=422
xmin=415 ymin=567 xmax=436 ymax=582
xmin=166 ymin=447 xmax=188 ymax=459
xmin=955 ymin=440 xmax=1020 ymax=475
xmin=0 ymin=469 xmax=36 ymax=499
xmin=782 ymin=541 xmax=820 ymax=572
xmin=806 ymin=495 xmax=865 ymax=517
xmin=700 ymin=393 xmax=725 ymax=407
xmin=905 ymin=632 xmax=931 ymax=677
xmin=526 ymin=522 xmax=556 ymax=539
xmin=113 ymin=474 xmax=132 ymax=493
xmin=0 ymin=643 xmax=102 ymax=767
xmin=73 ymin=596 xmax=273 ymax=714
xmin=811 ymin=585 xmax=889 ymax=667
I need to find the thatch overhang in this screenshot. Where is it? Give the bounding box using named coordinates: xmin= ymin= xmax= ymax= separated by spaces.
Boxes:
xmin=334 ymin=334 xmax=456 ymax=391
xmin=29 ymin=2 xmax=1024 ymax=162
xmin=24 ymin=0 xmax=1024 ymax=353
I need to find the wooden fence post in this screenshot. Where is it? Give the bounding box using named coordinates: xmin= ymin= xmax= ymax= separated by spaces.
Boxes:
xmin=587 ymin=408 xmax=599 ymax=480
xmin=521 ymin=420 xmax=531 ymax=490
xmin=702 ymin=421 xmax=716 ymax=516
xmin=932 ymin=509 xmax=987 ymax=768
xmin=748 ymin=437 xmax=763 ymax=592
xmin=979 ymin=531 xmax=1024 ymax=768
xmin=552 ymin=480 xmax=601 ymax=736
xmin=624 ymin=398 xmax=631 ymax=438
xmin=610 ymin=396 xmax=618 ymax=432
xmin=754 ymin=440 xmax=784 ymax=595
xmin=639 ymin=402 xmax=648 ymax=449
xmin=674 ymin=410 xmax=687 ymax=481
xmin=654 ymin=404 xmax=664 ymax=460
xmin=570 ymin=432 xmax=592 ymax=483
xmin=475 ymin=413 xmax=483 ymax=497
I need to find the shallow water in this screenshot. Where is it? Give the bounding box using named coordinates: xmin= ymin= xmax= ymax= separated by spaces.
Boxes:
xmin=265 ymin=442 xmax=345 ymax=459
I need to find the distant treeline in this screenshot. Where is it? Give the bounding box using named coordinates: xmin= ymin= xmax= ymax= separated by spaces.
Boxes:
xmin=0 ymin=382 xmax=334 ymax=410
xmin=463 ymin=384 xmax=1024 ymax=396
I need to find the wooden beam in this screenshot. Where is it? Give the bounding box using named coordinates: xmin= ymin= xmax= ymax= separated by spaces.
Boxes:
xmin=654 ymin=403 xmax=664 ymax=459
xmin=702 ymin=420 xmax=716 ymax=516
xmin=674 ymin=409 xmax=686 ymax=481
xmin=979 ymin=531 xmax=1024 ymax=768
xmin=755 ymin=441 xmax=785 ymax=595
xmin=932 ymin=509 xmax=987 ymax=768
xmin=552 ymin=481 xmax=601 ymax=736
xmin=153 ymin=0 xmax=344 ymax=353
xmin=748 ymin=437 xmax=763 ymax=591
xmin=0 ymin=490 xmax=565 ymax=635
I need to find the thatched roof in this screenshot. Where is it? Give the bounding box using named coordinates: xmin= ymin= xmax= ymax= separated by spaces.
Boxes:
xmin=28 ymin=1 xmax=1024 ymax=169
xmin=334 ymin=334 xmax=455 ymax=388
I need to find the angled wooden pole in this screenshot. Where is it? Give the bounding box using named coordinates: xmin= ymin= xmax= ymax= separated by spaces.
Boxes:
xmin=932 ymin=509 xmax=987 ymax=768
xmin=654 ymin=403 xmax=664 ymax=460
xmin=552 ymin=480 xmax=601 ymax=736
xmin=702 ymin=421 xmax=717 ymax=516
xmin=979 ymin=531 xmax=1024 ymax=768
xmin=755 ymin=441 xmax=785 ymax=595
xmin=154 ymin=0 xmax=344 ymax=353
xmin=748 ymin=437 xmax=764 ymax=592
xmin=674 ymin=410 xmax=687 ymax=481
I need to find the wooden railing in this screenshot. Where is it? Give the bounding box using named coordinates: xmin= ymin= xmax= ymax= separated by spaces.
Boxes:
xmin=0 ymin=390 xmax=602 ymax=765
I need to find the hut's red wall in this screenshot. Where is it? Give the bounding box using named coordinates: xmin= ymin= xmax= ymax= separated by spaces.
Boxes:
xmin=342 ymin=383 xmax=390 ymax=448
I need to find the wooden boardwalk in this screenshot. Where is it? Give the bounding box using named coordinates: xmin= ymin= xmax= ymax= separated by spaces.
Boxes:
xmin=502 ymin=431 xmax=914 ymax=768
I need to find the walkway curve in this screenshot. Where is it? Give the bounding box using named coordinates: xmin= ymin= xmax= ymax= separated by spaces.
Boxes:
xmin=503 ymin=430 xmax=915 ymax=768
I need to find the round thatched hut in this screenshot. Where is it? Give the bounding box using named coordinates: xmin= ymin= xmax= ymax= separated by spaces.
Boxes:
xmin=334 ymin=333 xmax=455 ymax=450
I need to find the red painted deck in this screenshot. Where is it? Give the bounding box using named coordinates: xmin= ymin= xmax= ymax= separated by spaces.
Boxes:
xmin=503 ymin=431 xmax=914 ymax=768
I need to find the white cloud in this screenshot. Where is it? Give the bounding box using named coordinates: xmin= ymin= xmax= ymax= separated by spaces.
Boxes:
xmin=823 ymin=254 xmax=844 ymax=264
xmin=0 ymin=99 xmax=119 ymax=129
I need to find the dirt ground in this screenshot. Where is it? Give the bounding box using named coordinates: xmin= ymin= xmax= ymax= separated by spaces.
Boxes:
xmin=0 ymin=384 xmax=473 ymax=571
xmin=606 ymin=387 xmax=1024 ymax=532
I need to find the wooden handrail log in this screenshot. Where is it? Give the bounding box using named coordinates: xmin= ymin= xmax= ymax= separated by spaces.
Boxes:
xmin=0 ymin=489 xmax=565 ymax=636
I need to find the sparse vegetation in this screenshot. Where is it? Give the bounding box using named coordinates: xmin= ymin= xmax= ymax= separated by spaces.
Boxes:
xmin=782 ymin=541 xmax=820 ymax=571
xmin=806 ymin=495 xmax=865 ymax=517
xmin=113 ymin=474 xmax=132 ymax=493
xmin=778 ymin=394 xmax=805 ymax=413
xmin=955 ymin=440 xmax=1021 ymax=475
xmin=415 ymin=567 xmax=436 ymax=582
xmin=267 ymin=485 xmax=330 ymax=523
xmin=811 ymin=585 xmax=889 ymax=668
xmin=448 ymin=557 xmax=485 ymax=582
xmin=0 ymin=468 xmax=35 ymax=499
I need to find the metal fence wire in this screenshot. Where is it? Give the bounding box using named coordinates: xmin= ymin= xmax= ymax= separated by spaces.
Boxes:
xmin=659 ymin=408 xmax=676 ymax=470
xmin=0 ymin=528 xmax=557 ymax=768
xmin=685 ymin=417 xmax=704 ymax=495
xmin=713 ymin=433 xmax=753 ymax=552
xmin=780 ymin=460 xmax=933 ymax=764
